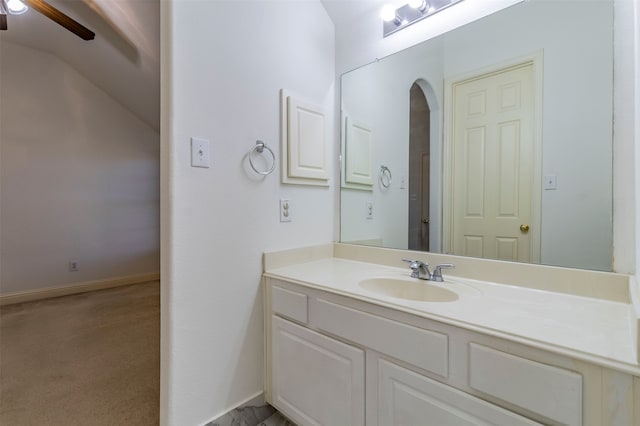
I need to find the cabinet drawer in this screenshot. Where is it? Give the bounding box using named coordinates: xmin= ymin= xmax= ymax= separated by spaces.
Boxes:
xmin=272 ymin=284 xmax=308 ymax=324
xmin=379 ymin=358 xmax=542 ymax=426
xmin=311 ymin=298 xmax=448 ymax=377
xmin=469 ymin=343 xmax=582 ymax=426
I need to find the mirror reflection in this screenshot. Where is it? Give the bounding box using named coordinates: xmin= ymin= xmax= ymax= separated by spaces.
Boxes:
xmin=340 ymin=0 xmax=613 ymax=271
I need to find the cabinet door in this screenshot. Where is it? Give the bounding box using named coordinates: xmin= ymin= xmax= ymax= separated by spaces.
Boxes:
xmin=271 ymin=316 xmax=365 ymax=426
xmin=378 ymin=359 xmax=541 ymax=426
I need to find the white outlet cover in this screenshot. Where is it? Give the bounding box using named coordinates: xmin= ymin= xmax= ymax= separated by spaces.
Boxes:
xmin=191 ymin=137 xmax=210 ymax=168
xmin=280 ymin=199 xmax=292 ymax=222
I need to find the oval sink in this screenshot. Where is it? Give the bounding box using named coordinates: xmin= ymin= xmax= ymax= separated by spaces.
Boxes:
xmin=358 ymin=278 xmax=459 ymax=302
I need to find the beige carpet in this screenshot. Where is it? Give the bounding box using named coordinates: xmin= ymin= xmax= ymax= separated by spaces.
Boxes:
xmin=0 ymin=281 xmax=160 ymax=426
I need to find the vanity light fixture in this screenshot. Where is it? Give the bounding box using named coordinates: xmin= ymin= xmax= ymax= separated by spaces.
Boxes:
xmin=382 ymin=0 xmax=465 ymax=37
xmin=380 ymin=4 xmax=400 ymax=24
xmin=408 ymin=0 xmax=427 ymax=12
xmin=6 ymin=0 xmax=27 ymax=15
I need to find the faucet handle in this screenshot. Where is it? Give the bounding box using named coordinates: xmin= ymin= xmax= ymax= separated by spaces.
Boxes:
xmin=402 ymin=258 xmax=429 ymax=268
xmin=402 ymin=258 xmax=420 ymax=277
xmin=402 ymin=258 xmax=427 ymax=265
xmin=431 ymin=263 xmax=455 ymax=282
xmin=401 ymin=258 xmax=429 ymax=279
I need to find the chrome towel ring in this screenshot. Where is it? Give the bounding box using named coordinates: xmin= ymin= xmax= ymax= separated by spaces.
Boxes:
xmin=249 ymin=140 xmax=276 ymax=176
xmin=379 ymin=165 xmax=392 ymax=188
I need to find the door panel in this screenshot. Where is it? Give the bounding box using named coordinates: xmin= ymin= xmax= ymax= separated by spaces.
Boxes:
xmin=464 ymin=127 xmax=486 ymax=217
xmin=271 ymin=316 xmax=365 ymax=426
xmin=451 ymin=63 xmax=535 ymax=262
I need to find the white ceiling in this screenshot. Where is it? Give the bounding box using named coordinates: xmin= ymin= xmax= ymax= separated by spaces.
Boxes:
xmin=0 ymin=0 xmax=160 ymax=131
xmin=321 ymin=0 xmax=387 ymax=25
xmin=0 ymin=0 xmax=388 ymax=132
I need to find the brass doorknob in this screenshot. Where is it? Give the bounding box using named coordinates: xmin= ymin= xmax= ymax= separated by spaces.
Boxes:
xmin=520 ymin=224 xmax=530 ymax=233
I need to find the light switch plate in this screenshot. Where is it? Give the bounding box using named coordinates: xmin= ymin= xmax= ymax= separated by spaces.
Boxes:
xmin=543 ymin=174 xmax=557 ymax=190
xmin=191 ymin=137 xmax=210 ymax=168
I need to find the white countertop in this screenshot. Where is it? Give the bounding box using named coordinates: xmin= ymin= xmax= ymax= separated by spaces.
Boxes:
xmin=265 ymin=257 xmax=639 ymax=374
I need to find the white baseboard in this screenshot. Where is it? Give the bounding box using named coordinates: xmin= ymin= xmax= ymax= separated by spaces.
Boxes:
xmin=201 ymin=391 xmax=266 ymax=426
xmin=0 ymin=272 xmax=160 ymax=306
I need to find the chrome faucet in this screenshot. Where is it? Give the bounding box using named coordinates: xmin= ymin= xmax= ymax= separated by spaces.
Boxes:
xmin=402 ymin=258 xmax=431 ymax=280
xmin=402 ymin=258 xmax=455 ymax=282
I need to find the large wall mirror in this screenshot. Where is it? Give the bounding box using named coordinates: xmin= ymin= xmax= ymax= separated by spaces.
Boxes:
xmin=340 ymin=0 xmax=613 ymax=271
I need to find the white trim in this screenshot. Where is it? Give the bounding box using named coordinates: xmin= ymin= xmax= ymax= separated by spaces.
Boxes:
xmin=0 ymin=272 xmax=160 ymax=306
xmin=442 ymin=51 xmax=543 ymax=262
xmin=200 ymin=391 xmax=266 ymax=426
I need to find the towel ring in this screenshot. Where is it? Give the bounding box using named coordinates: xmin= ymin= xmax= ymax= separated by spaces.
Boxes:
xmin=249 ymin=140 xmax=276 ymax=176
xmin=379 ymin=165 xmax=392 ymax=188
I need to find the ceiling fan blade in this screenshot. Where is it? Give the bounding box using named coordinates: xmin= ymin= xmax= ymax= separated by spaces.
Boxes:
xmin=0 ymin=0 xmax=8 ymax=31
xmin=23 ymin=0 xmax=94 ymax=40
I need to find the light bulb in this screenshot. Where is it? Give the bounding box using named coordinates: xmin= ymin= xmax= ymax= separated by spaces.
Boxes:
xmin=380 ymin=4 xmax=397 ymax=22
xmin=7 ymin=0 xmax=28 ymax=15
xmin=408 ymin=0 xmax=426 ymax=9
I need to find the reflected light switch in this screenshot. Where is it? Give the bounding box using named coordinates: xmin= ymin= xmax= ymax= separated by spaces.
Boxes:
xmin=543 ymin=174 xmax=557 ymax=190
xmin=191 ymin=137 xmax=210 ymax=168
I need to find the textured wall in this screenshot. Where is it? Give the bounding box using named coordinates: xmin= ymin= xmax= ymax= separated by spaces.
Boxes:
xmin=0 ymin=41 xmax=160 ymax=294
xmin=161 ymin=1 xmax=335 ymax=424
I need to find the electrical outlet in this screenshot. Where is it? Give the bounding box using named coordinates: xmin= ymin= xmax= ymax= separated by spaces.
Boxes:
xmin=280 ymin=199 xmax=292 ymax=222
xmin=69 ymin=260 xmax=79 ymax=272
xmin=366 ymin=201 xmax=373 ymax=219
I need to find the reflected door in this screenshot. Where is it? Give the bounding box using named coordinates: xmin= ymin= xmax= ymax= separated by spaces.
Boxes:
xmin=451 ymin=63 xmax=536 ymax=262
xmin=421 ymin=152 xmax=430 ymax=250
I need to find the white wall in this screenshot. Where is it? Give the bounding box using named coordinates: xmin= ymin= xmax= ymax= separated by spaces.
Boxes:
xmin=335 ymin=0 xmax=523 ymax=75
xmin=161 ymin=1 xmax=335 ymax=424
xmin=338 ymin=0 xmax=619 ymax=271
xmin=0 ymin=41 xmax=160 ymax=295
xmin=613 ymin=0 xmax=637 ymax=274
xmin=634 ymin=0 xmax=640 ymax=279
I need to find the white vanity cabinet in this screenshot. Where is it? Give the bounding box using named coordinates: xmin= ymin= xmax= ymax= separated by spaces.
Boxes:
xmin=271 ymin=316 xmax=365 ymax=426
xmin=264 ymin=277 xmax=637 ymax=426
xmin=377 ymin=358 xmax=541 ymax=425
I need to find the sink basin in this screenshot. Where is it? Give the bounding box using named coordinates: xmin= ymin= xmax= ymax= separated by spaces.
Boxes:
xmin=358 ymin=278 xmax=459 ymax=302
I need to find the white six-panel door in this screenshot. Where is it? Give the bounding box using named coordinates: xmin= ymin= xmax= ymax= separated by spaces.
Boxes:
xmin=449 ymin=62 xmax=537 ymax=262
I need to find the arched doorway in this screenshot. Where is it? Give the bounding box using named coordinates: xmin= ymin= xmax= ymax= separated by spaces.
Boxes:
xmin=408 ymin=82 xmax=431 ymax=251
